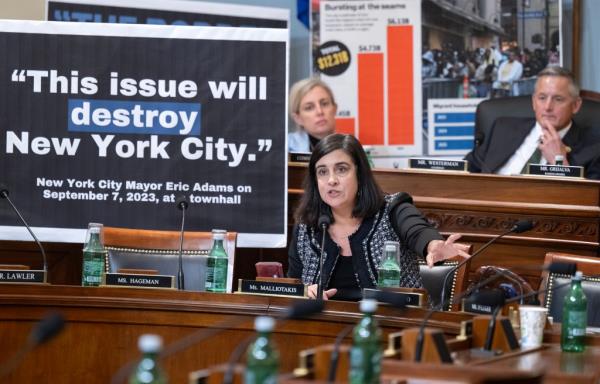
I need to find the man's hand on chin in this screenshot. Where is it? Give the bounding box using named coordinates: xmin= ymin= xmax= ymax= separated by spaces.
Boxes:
xmin=539 ymin=122 xmax=570 ymax=165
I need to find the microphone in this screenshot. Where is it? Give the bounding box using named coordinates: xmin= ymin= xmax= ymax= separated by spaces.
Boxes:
xmin=29 ymin=312 xmax=65 ymax=345
xmin=467 ymin=131 xmax=491 ymax=173
xmin=504 ymin=266 xmax=579 ymax=306
xmin=460 ymin=261 xmax=576 ymax=311
xmin=474 ymin=266 xmax=580 ymax=354
xmin=317 ymin=214 xmax=331 ymax=300
xmin=453 ymin=262 xmax=578 ymax=357
xmin=0 ymin=312 xmax=65 ymax=378
xmin=438 ymin=220 xmax=534 ymax=309
xmin=0 ymin=183 xmax=48 ymax=273
xmin=415 ymin=221 xmax=544 ymax=363
xmin=465 ymin=289 xmax=506 ymax=352
xmin=110 ymin=299 xmax=323 ymax=384
xmin=544 ymin=262 xmax=577 ymax=276
xmin=175 ymin=195 xmax=188 ymax=291
xmin=474 ymin=130 xmax=485 ymax=147
xmin=464 ymin=261 xmax=577 ymax=313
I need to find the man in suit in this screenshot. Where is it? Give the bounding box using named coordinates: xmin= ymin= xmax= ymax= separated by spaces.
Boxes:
xmin=465 ymin=66 xmax=600 ymax=178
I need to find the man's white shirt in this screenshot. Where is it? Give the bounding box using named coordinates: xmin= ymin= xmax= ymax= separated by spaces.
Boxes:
xmin=497 ymin=121 xmax=571 ymax=175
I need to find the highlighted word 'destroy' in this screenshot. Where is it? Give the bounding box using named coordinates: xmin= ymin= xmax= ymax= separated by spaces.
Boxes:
xmin=68 ymin=99 xmax=201 ymax=135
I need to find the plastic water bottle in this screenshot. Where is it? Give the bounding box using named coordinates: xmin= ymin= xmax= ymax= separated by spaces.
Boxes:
xmin=204 ymin=229 xmax=228 ymax=292
xmin=377 ymin=241 xmax=401 ymax=287
xmin=81 ymin=222 xmax=105 ymax=286
xmin=561 ymin=271 xmax=587 ymax=352
xmin=349 ymin=299 xmax=382 ymax=384
xmin=129 ymin=334 xmax=168 ymax=384
xmin=245 ymin=316 xmax=279 ymax=384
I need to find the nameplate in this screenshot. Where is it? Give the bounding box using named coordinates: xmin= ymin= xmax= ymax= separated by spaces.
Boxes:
xmin=409 ymin=158 xmax=468 ymax=172
xmin=362 ymin=288 xmax=424 ymax=307
xmin=462 ymin=300 xmax=495 ymax=315
xmin=527 ymin=164 xmax=584 ymax=178
xmin=0 ymin=269 xmax=46 ymax=284
xmin=102 ymin=273 xmax=174 ymax=289
xmin=237 ymin=279 xmax=306 ymax=297
xmin=290 ymin=152 xmax=311 ymax=163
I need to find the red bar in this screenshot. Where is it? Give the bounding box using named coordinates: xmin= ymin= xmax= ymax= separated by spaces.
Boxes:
xmin=358 ymin=53 xmax=384 ymax=145
xmin=335 ymin=117 xmax=355 ymax=135
xmin=387 ymin=24 xmax=414 ymax=145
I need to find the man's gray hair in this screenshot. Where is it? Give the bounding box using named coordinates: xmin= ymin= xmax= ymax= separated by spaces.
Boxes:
xmin=536 ymin=66 xmax=580 ymax=98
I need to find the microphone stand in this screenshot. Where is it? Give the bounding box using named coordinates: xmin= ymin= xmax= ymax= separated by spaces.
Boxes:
xmin=0 ymin=312 xmax=64 ymax=378
xmin=0 ymin=186 xmax=47 ymax=273
xmin=483 ymin=305 xmax=502 ymax=351
xmin=176 ymin=196 xmax=188 ymax=291
xmin=327 ymin=324 xmax=354 ymax=383
xmin=439 ymin=224 xmax=520 ymax=309
xmin=316 ymin=214 xmax=331 ymax=300
xmin=415 ymin=239 xmax=537 ymax=362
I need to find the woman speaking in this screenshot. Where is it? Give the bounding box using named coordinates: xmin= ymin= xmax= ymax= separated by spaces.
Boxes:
xmin=288 ymin=134 xmax=470 ymax=300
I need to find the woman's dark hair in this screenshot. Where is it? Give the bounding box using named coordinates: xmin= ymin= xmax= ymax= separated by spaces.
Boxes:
xmin=294 ymin=134 xmax=384 ymax=227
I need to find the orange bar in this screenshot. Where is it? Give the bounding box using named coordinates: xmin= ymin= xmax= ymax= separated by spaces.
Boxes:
xmin=335 ymin=117 xmax=355 ymax=135
xmin=387 ymin=24 xmax=414 ymax=145
xmin=358 ymin=53 xmax=384 ymax=145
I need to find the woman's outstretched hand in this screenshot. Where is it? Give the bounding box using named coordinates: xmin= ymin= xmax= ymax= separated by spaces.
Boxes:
xmin=307 ymin=284 xmax=337 ymax=300
xmin=425 ymin=234 xmax=471 ymax=267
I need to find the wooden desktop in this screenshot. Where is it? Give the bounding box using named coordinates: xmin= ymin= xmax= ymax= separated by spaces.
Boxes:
xmin=0 ymin=284 xmax=469 ymax=383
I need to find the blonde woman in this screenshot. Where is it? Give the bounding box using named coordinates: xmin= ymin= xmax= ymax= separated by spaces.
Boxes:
xmin=288 ymin=77 xmax=337 ymax=152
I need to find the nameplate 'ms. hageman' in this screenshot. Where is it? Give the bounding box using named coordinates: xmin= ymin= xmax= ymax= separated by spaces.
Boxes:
xmin=102 ymin=273 xmax=174 ymax=289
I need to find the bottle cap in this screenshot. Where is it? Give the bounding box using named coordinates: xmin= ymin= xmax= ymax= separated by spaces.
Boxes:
xmin=573 ymin=271 xmax=583 ymax=280
xmin=555 ymin=155 xmax=564 ymax=162
xmin=384 ymin=240 xmax=399 ymax=253
xmin=138 ymin=334 xmax=163 ymax=353
xmin=359 ymin=298 xmax=378 ymax=313
xmin=254 ymin=316 xmax=275 ymax=332
xmin=212 ymin=229 xmax=226 ymax=240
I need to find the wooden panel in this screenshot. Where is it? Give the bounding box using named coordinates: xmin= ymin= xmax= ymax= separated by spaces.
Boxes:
xmin=0 ymin=285 xmax=469 ymax=384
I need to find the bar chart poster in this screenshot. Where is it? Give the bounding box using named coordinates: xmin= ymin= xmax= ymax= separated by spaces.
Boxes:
xmin=317 ymin=0 xmax=422 ymax=156
xmin=427 ymin=98 xmax=484 ymax=156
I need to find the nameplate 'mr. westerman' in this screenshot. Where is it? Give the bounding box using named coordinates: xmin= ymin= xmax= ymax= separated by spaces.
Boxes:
xmin=409 ymin=158 xmax=468 ymax=172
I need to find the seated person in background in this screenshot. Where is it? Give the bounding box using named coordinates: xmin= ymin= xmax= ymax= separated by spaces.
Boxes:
xmin=288 ymin=77 xmax=337 ymax=152
xmin=465 ymin=66 xmax=600 ymax=178
xmin=288 ymin=134 xmax=470 ymax=300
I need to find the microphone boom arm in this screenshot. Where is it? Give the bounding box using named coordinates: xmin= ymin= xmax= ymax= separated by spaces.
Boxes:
xmin=1 ymin=189 xmax=47 ymax=272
